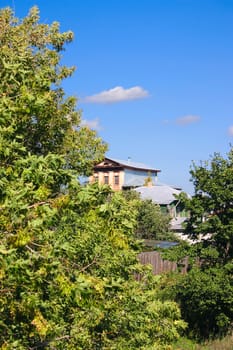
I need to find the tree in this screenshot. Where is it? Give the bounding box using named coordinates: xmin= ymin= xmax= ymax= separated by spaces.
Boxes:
xmin=181 ymin=149 xmax=233 ymax=262
xmin=164 ymin=149 xmax=233 ymax=339
xmin=122 ymin=190 xmax=172 ymax=240
xmin=174 ymin=266 xmax=233 ymax=339
xmin=136 ymin=199 xmax=171 ymax=240
xmin=0 ymin=6 xmax=106 ymax=175
xmin=0 ymin=182 xmax=186 ymax=349
xmin=0 ymin=7 xmax=186 ymax=349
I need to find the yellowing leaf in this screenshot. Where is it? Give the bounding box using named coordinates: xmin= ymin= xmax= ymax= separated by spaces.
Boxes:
xmin=31 ymin=311 xmax=49 ymax=337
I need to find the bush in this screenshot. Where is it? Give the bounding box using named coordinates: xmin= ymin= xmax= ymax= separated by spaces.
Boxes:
xmin=174 ymin=266 xmax=233 ymax=339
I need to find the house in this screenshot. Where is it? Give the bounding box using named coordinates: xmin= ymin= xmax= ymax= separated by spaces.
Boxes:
xmin=134 ymin=183 xmax=190 ymax=231
xmin=134 ymin=183 xmax=186 ymax=217
xmin=89 ymin=157 xmax=161 ymax=191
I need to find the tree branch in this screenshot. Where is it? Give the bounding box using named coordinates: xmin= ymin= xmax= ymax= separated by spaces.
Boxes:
xmin=28 ymin=201 xmax=49 ymax=209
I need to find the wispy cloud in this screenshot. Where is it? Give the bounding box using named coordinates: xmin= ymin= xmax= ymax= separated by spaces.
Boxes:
xmin=228 ymin=125 xmax=233 ymax=136
xmin=83 ymin=86 xmax=149 ymax=104
xmin=175 ymin=115 xmax=200 ymax=125
xmin=80 ymin=118 xmax=101 ymax=131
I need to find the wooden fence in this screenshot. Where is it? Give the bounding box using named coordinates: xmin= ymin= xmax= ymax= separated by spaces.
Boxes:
xmin=138 ymin=251 xmax=188 ymax=275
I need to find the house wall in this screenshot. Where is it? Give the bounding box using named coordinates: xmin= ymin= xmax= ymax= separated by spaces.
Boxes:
xmin=89 ymin=167 xmax=158 ymax=190
xmin=90 ymin=170 xmax=124 ymax=191
xmin=124 ymin=169 xmax=157 ymax=188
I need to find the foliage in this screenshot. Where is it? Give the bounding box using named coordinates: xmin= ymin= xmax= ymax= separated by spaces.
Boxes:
xmin=0 ymin=6 xmax=107 ymax=175
xmin=0 ymin=182 xmax=186 ymax=349
xmin=0 ymin=7 xmax=186 ymax=349
xmin=122 ymin=190 xmax=172 ymax=240
xmin=136 ymin=199 xmax=171 ymax=239
xmin=166 ymin=149 xmax=233 ymax=340
xmin=156 ymin=264 xmax=233 ymax=340
xmin=161 ymin=240 xmax=220 ymax=271
xmin=180 ymin=149 xmax=233 ymax=262
xmin=174 ymin=266 xmax=233 ymax=339
xmin=173 ymin=337 xmax=202 ymax=350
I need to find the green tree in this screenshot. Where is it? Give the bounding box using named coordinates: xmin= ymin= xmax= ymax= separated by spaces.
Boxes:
xmin=182 ymin=149 xmax=233 ymax=262
xmin=0 ymin=6 xmax=106 ymax=175
xmin=136 ymin=199 xmax=171 ymax=240
xmin=164 ymin=149 xmax=233 ymax=339
xmin=174 ymin=266 xmax=233 ymax=339
xmin=0 ymin=182 xmax=186 ymax=349
xmin=0 ymin=7 xmax=186 ymax=349
xmin=122 ymin=190 xmax=172 ymax=240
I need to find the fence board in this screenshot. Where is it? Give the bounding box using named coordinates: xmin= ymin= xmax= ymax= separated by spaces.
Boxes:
xmin=138 ymin=251 xmax=188 ymax=276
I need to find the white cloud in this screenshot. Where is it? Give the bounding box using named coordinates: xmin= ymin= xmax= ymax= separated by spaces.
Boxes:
xmin=175 ymin=115 xmax=200 ymax=125
xmin=228 ymin=125 xmax=233 ymax=136
xmin=83 ymin=86 xmax=149 ymax=104
xmin=80 ymin=118 xmax=101 ymax=131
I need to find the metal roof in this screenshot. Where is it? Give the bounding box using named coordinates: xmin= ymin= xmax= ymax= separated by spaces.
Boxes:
xmin=108 ymin=157 xmax=160 ymax=172
xmin=135 ymin=183 xmax=182 ymax=205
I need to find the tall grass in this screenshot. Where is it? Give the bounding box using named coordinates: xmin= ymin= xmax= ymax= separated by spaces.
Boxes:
xmin=173 ymin=334 xmax=233 ymax=350
xmin=197 ymin=335 xmax=233 ymax=350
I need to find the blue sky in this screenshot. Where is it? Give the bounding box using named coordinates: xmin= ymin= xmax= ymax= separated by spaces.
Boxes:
xmin=2 ymin=0 xmax=233 ymax=193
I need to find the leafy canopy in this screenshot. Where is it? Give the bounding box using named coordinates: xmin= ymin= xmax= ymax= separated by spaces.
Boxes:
xmin=122 ymin=190 xmax=172 ymax=240
xmin=181 ymin=149 xmax=233 ymax=262
xmin=163 ymin=149 xmax=233 ymax=339
xmin=0 ymin=6 xmax=107 ymax=175
xmin=0 ymin=7 xmax=186 ymax=349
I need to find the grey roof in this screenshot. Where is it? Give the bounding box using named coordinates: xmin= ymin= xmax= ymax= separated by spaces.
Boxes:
xmin=108 ymin=158 xmax=160 ymax=172
xmin=135 ymin=183 xmax=182 ymax=205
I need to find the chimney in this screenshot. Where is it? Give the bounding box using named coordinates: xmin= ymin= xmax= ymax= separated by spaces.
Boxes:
xmin=146 ymin=179 xmax=153 ymax=187
xmin=144 ymin=172 xmax=153 ymax=187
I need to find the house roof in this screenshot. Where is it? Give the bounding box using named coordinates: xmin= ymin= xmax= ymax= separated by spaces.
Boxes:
xmin=134 ymin=183 xmax=182 ymax=205
xmin=104 ymin=157 xmax=161 ymax=173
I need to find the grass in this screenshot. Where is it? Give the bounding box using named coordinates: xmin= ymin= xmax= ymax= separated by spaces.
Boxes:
xmin=173 ymin=334 xmax=233 ymax=350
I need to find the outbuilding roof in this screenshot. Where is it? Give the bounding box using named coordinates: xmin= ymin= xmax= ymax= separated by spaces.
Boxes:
xmin=135 ymin=183 xmax=182 ymax=205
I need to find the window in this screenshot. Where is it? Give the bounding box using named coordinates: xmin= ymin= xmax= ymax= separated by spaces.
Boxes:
xmin=114 ymin=174 xmax=119 ymax=185
xmin=104 ymin=175 xmax=109 ymax=184
xmin=93 ymin=173 xmax=99 ymax=183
